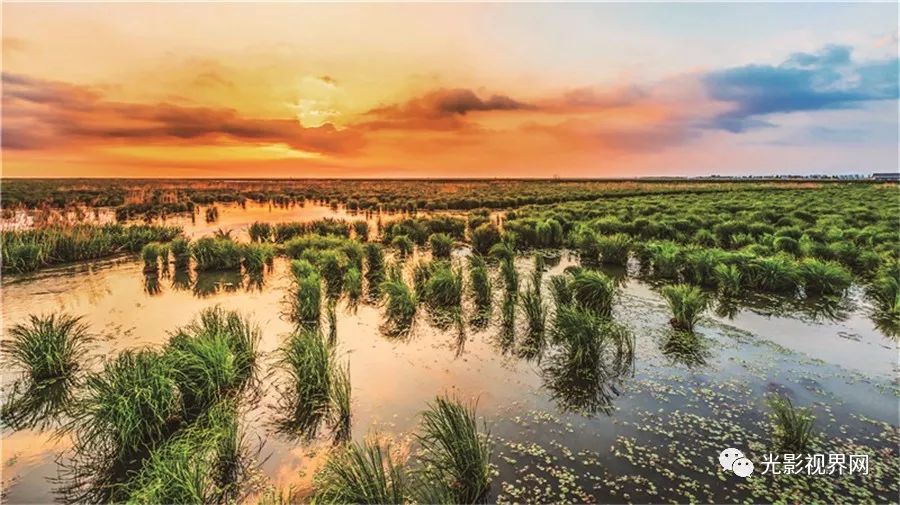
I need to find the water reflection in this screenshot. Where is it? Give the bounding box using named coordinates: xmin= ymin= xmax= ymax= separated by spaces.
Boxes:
xmin=2 ymin=376 xmax=77 ymax=431
xmin=142 ymin=273 xmax=161 ymax=296
xmin=660 ymin=330 xmax=710 ymax=369
xmin=193 ymin=271 xmax=244 ymax=298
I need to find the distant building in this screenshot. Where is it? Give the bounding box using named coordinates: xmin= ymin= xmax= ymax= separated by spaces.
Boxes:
xmin=872 ymin=172 xmax=900 ymax=181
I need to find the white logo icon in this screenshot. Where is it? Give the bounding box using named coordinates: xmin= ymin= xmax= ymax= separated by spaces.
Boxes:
xmin=719 ymin=448 xmax=754 ymax=477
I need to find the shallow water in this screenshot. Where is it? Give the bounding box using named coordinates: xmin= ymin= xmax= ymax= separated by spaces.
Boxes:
xmin=1 ymin=250 xmax=898 ymax=503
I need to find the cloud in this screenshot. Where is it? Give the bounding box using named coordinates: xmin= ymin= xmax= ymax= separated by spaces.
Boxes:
xmin=2 ymin=72 xmax=361 ymax=154
xmin=363 ymin=88 xmax=533 ymax=130
xmin=702 ymin=44 xmax=899 ymax=132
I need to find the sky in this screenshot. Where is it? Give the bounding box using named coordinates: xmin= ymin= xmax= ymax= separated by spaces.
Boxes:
xmin=2 ymin=2 xmax=898 ymax=178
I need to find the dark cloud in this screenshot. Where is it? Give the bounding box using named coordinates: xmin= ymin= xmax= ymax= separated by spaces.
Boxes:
xmin=363 ymin=88 xmax=533 ymax=130
xmin=1 ymin=72 xmax=361 ymax=153
xmin=703 ymin=45 xmax=899 ymax=132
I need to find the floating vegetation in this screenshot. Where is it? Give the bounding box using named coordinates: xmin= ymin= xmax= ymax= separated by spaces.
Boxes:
xmin=415 ymin=395 xmax=493 ymax=504
xmin=767 ymin=394 xmax=817 ymax=453
xmin=660 ymin=284 xmax=708 ymax=332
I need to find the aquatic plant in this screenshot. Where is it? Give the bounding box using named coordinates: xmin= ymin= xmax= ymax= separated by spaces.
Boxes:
xmin=570 ymin=269 xmax=617 ymax=318
xmin=596 ymin=234 xmax=632 ymax=266
xmin=573 ymin=228 xmax=600 ymax=265
xmin=429 ymin=233 xmax=454 ymax=260
xmin=381 ymin=276 xmax=418 ymax=337
xmin=660 ymin=284 xmax=708 ymax=332
xmin=312 ymin=438 xmax=407 ymax=504
xmin=415 ymin=395 xmax=492 ymax=504
xmin=364 ymin=243 xmax=386 ymax=300
xmin=500 ymin=257 xmax=519 ymax=295
xmin=170 ymin=236 xmax=191 ymax=269
xmin=290 ymin=271 xmax=323 ymax=330
xmin=488 ymin=241 xmax=515 ymax=263
xmin=353 ymin=220 xmax=369 ymax=242
xmin=391 ymin=235 xmax=414 ymax=258
xmin=746 ymin=255 xmax=801 ymax=294
xmin=344 ymin=267 xmax=363 ymax=304
xmin=412 ymin=260 xmax=435 ymax=300
xmin=646 ymin=241 xmax=683 ymax=279
xmin=248 ymin=222 xmax=273 ymax=243
xmin=424 ymin=262 xmax=463 ymax=311
xmin=328 ymin=362 xmax=352 ymax=443
xmin=240 ymin=242 xmax=275 ymax=274
xmin=141 ymin=242 xmax=161 ymax=273
xmin=2 ymin=224 xmax=181 ymax=274
xmin=799 ymin=258 xmax=852 ymax=296
xmin=318 ymin=249 xmax=349 ymax=299
xmin=471 ymin=223 xmax=501 ymax=256
xmin=551 ymin=305 xmax=634 ymax=370
xmin=519 ymin=282 xmax=548 ymax=357
xmin=767 ymin=394 xmax=816 ymax=453
xmin=549 ymin=274 xmax=574 ymax=309
xmin=713 ymin=263 xmax=743 ymax=297
xmin=277 ymin=328 xmax=334 ymax=438
xmin=4 ymin=313 xmax=91 ymax=384
xmin=65 ymin=350 xmax=181 ymax=502
xmin=191 ymin=237 xmax=243 ymax=271
xmin=468 ymin=255 xmax=492 ymax=315
xmin=166 ymin=308 xmax=260 ymax=415
xmin=205 ymin=206 xmax=220 ymax=223
xmin=866 ymin=270 xmax=900 ymax=336
xmin=125 ymin=401 xmax=243 ymax=504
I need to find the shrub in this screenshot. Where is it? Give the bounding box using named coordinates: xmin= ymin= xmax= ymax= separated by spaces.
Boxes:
xmin=660 ymin=284 xmax=708 ymax=332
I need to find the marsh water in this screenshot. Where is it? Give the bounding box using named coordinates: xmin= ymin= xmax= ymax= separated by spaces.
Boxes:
xmin=2 ymin=205 xmax=898 ymax=503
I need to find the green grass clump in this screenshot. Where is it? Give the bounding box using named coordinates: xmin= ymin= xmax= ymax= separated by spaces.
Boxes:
xmin=205 ymin=206 xmax=219 ymax=223
xmin=412 ymin=260 xmax=435 ymax=300
xmin=249 ymin=222 xmax=273 ymax=242
xmin=125 ymin=401 xmax=243 ymax=504
xmin=2 ymin=224 xmax=181 ymax=274
xmin=318 ymin=249 xmax=349 ymax=299
xmin=381 ymin=276 xmax=418 ymax=337
xmin=170 ymin=236 xmax=191 ymax=269
xmin=646 ymin=241 xmax=683 ymax=279
xmin=66 ymin=350 xmax=181 ymax=502
xmin=597 ymin=234 xmax=632 ymax=266
xmin=660 ymin=284 xmax=708 ymax=332
xmin=391 ymin=235 xmax=414 ymax=258
xmin=747 ymin=255 xmax=801 ymax=293
xmin=867 ymin=270 xmax=900 ymax=336
xmin=468 ymin=255 xmax=492 ymax=314
xmin=312 ymin=439 xmax=407 ymax=504
xmin=344 ymin=267 xmax=363 ymax=304
xmin=549 ymin=274 xmax=574 ymax=309
xmin=551 ymin=305 xmax=634 ymax=370
xmin=767 ymin=394 xmax=816 ymax=453
xmin=277 ymin=329 xmax=334 ymax=438
xmin=166 ymin=308 xmax=260 ymax=415
xmin=471 ymin=223 xmax=501 ymax=256
xmin=415 ymin=395 xmax=492 ymax=504
xmin=573 ymin=228 xmax=600 ymax=265
xmin=290 ymin=271 xmax=323 ymax=330
xmin=424 ymin=262 xmax=463 ymax=311
xmin=429 ymin=233 xmax=454 ymax=260
xmin=714 ymin=263 xmax=743 ymax=296
xmin=500 ymin=257 xmax=519 ymax=296
xmin=353 ymin=220 xmax=370 ymax=241
xmin=365 ymin=243 xmax=386 ymax=300
xmin=799 ymin=258 xmax=852 ymax=296
xmin=4 ymin=313 xmax=91 ymax=384
xmin=571 ymin=269 xmax=617 ymax=318
xmin=329 ymin=362 xmax=352 ymax=442
xmin=141 ymin=242 xmax=161 ymax=273
xmin=240 ymin=242 xmax=275 ymax=274
xmin=191 ymin=237 xmax=242 ymax=271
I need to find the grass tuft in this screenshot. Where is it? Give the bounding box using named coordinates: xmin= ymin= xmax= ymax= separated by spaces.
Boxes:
xmin=660 ymin=284 xmax=708 ymax=332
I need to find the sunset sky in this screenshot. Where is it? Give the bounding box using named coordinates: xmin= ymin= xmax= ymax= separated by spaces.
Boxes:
xmin=2 ymin=3 xmax=898 ymax=178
